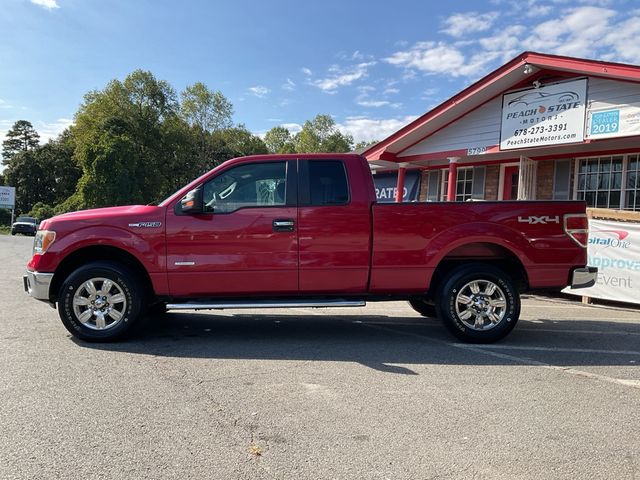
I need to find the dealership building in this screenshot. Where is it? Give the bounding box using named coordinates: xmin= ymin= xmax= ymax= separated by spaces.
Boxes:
xmin=364 ymin=51 xmax=640 ymax=212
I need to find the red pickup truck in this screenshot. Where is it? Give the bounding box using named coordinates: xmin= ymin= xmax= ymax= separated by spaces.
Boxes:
xmin=24 ymin=153 xmax=595 ymax=343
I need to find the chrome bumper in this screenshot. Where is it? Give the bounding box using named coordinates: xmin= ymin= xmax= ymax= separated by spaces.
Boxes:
xmin=23 ymin=271 xmax=54 ymax=302
xmin=570 ymin=267 xmax=598 ymax=289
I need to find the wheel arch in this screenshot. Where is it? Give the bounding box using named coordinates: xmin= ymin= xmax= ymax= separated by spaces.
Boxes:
xmin=429 ymin=242 xmax=529 ymax=298
xmin=50 ymin=245 xmax=155 ymax=303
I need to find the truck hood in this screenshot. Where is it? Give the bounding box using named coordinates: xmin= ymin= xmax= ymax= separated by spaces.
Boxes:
xmin=41 ymin=205 xmax=165 ymax=233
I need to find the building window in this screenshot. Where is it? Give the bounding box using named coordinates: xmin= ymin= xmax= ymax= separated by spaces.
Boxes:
xmin=626 ymin=154 xmax=639 ymax=210
xmin=574 ymin=155 xmax=640 ymax=210
xmin=439 ymin=166 xmax=486 ymax=201
xmin=441 ymin=167 xmax=474 ymax=201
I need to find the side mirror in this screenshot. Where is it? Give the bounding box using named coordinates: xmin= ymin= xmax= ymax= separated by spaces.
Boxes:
xmin=180 ymin=187 xmax=204 ymax=214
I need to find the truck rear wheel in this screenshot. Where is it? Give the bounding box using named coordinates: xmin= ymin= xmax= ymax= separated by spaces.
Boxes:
xmin=57 ymin=261 xmax=143 ymax=342
xmin=436 ymin=264 xmax=520 ymax=343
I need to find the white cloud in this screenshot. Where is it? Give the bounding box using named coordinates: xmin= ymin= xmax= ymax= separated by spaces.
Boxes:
xmin=385 ymin=42 xmax=469 ymax=76
xmin=301 ymin=67 xmax=312 ymax=76
xmin=280 ymin=123 xmax=302 ymax=134
xmin=35 ymin=118 xmax=73 ymax=142
xmin=384 ymin=5 xmax=640 ymax=79
xmin=357 ymin=100 xmax=391 ymax=108
xmin=31 ymin=0 xmax=60 ymax=9
xmin=282 ymin=78 xmax=296 ymax=91
xmin=383 ymin=88 xmax=400 ymax=95
xmin=602 ymin=16 xmax=640 ymax=63
xmin=248 ymin=86 xmax=270 ymax=98
xmin=310 ymin=62 xmax=376 ymax=93
xmin=337 ymin=115 xmax=418 ymax=144
xmin=441 ymin=11 xmax=499 ymax=37
xmin=526 ymin=4 xmax=553 ymax=17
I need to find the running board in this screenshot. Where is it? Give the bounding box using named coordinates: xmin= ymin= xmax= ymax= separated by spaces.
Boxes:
xmin=166 ymin=299 xmax=366 ymax=311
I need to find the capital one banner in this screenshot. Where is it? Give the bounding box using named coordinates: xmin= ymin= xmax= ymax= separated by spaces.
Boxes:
xmin=500 ymin=78 xmax=587 ymax=150
xmin=564 ymin=219 xmax=640 ymax=305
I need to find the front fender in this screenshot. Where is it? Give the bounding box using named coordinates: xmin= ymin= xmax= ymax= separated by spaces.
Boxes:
xmin=30 ymin=225 xmax=166 ymax=274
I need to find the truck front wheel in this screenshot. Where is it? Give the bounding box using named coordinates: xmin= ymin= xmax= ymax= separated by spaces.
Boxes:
xmin=57 ymin=261 xmax=143 ymax=342
xmin=436 ymin=264 xmax=520 ymax=343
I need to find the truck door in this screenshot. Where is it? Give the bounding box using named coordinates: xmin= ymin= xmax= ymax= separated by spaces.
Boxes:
xmin=165 ymin=160 xmax=298 ymax=296
xmin=297 ymin=159 xmax=371 ymax=293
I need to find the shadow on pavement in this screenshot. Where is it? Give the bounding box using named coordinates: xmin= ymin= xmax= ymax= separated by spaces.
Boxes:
xmin=73 ymin=311 xmax=640 ymax=374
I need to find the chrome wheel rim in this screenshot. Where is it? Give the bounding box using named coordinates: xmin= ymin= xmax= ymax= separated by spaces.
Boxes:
xmin=455 ymin=279 xmax=507 ymax=331
xmin=72 ymin=277 xmax=127 ymax=331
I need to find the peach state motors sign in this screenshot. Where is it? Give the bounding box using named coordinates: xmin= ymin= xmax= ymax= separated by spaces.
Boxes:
xmin=500 ymin=78 xmax=587 ymax=150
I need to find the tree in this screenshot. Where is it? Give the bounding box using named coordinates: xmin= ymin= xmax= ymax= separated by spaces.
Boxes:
xmin=179 ymin=83 xmax=234 ymax=175
xmin=354 ymin=139 xmax=379 ymax=151
xmin=2 ymin=120 xmax=40 ymax=163
xmin=264 ymin=126 xmax=296 ymax=153
xmin=214 ymin=125 xmax=268 ymax=158
xmin=28 ymin=202 xmax=56 ymax=221
xmin=293 ymin=114 xmax=353 ymax=153
xmin=3 ymin=132 xmax=80 ymax=214
xmin=72 ymin=70 xmax=185 ymax=208
xmin=180 ymin=82 xmax=233 ymax=133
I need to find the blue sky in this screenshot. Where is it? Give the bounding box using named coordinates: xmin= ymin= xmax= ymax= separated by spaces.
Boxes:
xmin=1 ymin=0 xmax=639 ymax=149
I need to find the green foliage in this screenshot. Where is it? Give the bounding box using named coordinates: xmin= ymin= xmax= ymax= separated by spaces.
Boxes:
xmin=214 ymin=125 xmax=268 ymax=158
xmin=2 ymin=120 xmax=40 ymax=162
xmin=72 ymin=70 xmax=185 ymax=208
xmin=354 ymin=139 xmax=379 ymax=151
xmin=3 ymin=73 xmax=371 ymax=215
xmin=0 ymin=208 xmax=11 ymax=226
xmin=3 ymin=130 xmax=80 ymax=214
xmin=293 ymin=114 xmax=353 ymax=153
xmin=28 ymin=202 xmax=56 ymax=221
xmin=264 ymin=126 xmax=296 ymax=154
xmin=180 ymin=82 xmax=233 ymax=132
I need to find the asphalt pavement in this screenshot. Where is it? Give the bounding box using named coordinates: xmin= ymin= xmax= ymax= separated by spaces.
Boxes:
xmin=1 ymin=234 xmax=639 ymax=479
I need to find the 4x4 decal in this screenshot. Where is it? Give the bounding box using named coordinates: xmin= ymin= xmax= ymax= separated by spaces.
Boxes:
xmin=517 ymin=215 xmax=560 ymax=225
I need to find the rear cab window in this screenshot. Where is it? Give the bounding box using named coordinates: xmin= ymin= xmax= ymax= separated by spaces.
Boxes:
xmin=299 ymin=160 xmax=350 ymax=206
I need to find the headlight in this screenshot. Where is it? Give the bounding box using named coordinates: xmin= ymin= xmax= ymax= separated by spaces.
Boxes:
xmin=33 ymin=230 xmax=56 ymax=255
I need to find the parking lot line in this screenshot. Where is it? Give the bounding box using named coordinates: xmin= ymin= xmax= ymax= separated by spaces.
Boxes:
xmin=450 ymin=344 xmax=640 ymax=356
xmin=517 ymin=327 xmax=640 ymax=336
xmin=454 ymin=343 xmax=640 ymax=390
xmin=357 ymin=321 xmax=640 ymax=391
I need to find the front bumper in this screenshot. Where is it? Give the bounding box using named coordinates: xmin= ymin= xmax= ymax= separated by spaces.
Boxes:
xmin=570 ymin=267 xmax=598 ymax=289
xmin=23 ymin=271 xmax=54 ymax=302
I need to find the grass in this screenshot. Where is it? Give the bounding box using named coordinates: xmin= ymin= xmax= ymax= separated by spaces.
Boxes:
xmin=0 ymin=225 xmax=10 ymax=235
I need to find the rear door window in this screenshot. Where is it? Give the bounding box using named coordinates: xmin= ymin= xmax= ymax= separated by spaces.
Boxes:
xmin=300 ymin=160 xmax=349 ymax=206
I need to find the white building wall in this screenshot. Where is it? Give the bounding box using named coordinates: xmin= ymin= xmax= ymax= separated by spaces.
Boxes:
xmin=400 ymin=77 xmax=640 ymax=158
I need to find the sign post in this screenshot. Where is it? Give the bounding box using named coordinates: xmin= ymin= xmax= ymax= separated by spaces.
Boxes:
xmin=0 ymin=186 xmax=16 ymax=226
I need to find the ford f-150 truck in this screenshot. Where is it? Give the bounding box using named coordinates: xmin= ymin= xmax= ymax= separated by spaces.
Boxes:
xmin=24 ymin=153 xmax=596 ymax=343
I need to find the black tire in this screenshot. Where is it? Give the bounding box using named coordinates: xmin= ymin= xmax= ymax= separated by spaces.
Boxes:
xmin=57 ymin=261 xmax=144 ymax=342
xmin=11 ymin=231 xmax=15 ymax=235
xmin=435 ymin=264 xmax=520 ymax=343
xmin=146 ymin=301 xmax=167 ymax=317
xmin=408 ymin=299 xmax=438 ymax=318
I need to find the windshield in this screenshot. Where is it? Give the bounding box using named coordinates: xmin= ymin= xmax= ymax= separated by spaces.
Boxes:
xmin=16 ymin=216 xmax=36 ymax=223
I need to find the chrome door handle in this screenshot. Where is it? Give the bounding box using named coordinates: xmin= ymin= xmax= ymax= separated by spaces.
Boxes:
xmin=273 ymin=219 xmax=295 ymax=232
